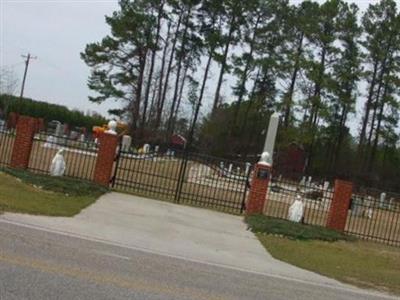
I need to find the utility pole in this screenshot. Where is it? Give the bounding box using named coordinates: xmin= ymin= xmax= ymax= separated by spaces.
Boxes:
xmin=20 ymin=53 xmax=37 ymax=98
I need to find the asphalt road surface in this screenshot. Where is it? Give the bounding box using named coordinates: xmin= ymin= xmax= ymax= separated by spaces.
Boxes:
xmin=0 ymin=222 xmax=395 ymax=300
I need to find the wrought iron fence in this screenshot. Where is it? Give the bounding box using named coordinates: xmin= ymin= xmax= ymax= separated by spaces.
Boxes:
xmin=28 ymin=131 xmax=98 ymax=181
xmin=112 ymin=148 xmax=251 ymax=214
xmin=346 ymin=188 xmax=400 ymax=247
xmin=264 ymin=175 xmax=334 ymax=227
xmin=0 ymin=122 xmax=15 ymax=167
xmin=179 ymin=151 xmax=251 ymax=213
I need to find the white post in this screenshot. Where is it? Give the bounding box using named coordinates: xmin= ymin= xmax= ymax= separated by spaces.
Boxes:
xmin=245 ymin=162 xmax=251 ymax=175
xmin=379 ymin=192 xmax=386 ymax=208
xmin=262 ymin=112 xmax=280 ymax=165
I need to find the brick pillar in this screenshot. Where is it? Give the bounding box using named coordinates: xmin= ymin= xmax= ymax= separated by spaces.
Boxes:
xmin=246 ymin=163 xmax=272 ymax=215
xmin=326 ymin=180 xmax=353 ymax=231
xmin=10 ymin=116 xmax=36 ymax=169
xmin=94 ymin=133 xmax=119 ymax=186
xmin=7 ymin=112 xmax=19 ymax=129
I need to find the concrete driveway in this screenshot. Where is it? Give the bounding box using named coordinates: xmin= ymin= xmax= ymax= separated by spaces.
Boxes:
xmin=0 ymin=192 xmax=349 ymax=288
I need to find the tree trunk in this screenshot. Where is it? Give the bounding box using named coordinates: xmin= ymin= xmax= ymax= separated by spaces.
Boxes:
xmin=171 ymin=63 xmax=189 ymax=131
xmin=154 ymin=23 xmax=171 ymax=128
xmin=141 ymin=2 xmax=164 ymax=129
xmin=368 ymin=81 xmax=388 ymax=171
xmin=240 ymin=69 xmax=260 ymax=135
xmin=156 ymin=13 xmax=183 ymax=128
xmin=309 ymin=46 xmax=326 ymax=128
xmin=232 ymin=16 xmax=260 ymax=127
xmin=362 ymin=39 xmax=393 ymax=168
xmin=306 ymin=45 xmax=326 ymax=172
xmin=167 ymin=8 xmax=191 ymax=135
xmin=187 ymin=52 xmax=213 ymax=147
xmin=212 ymin=14 xmax=235 ymax=113
xmin=358 ymin=60 xmax=378 ymax=153
xmin=132 ymin=50 xmax=147 ymax=131
xmin=283 ymin=32 xmax=304 ymax=128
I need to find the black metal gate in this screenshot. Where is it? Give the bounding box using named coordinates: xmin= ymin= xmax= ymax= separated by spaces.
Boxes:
xmin=111 ymin=148 xmax=251 ymax=214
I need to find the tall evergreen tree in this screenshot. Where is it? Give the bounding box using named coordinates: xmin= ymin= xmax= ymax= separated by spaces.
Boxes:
xmin=81 ymin=0 xmax=155 ymax=131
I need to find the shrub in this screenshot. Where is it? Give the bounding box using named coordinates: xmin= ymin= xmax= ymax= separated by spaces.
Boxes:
xmin=1 ymin=168 xmax=108 ymax=197
xmin=245 ymin=214 xmax=355 ymax=242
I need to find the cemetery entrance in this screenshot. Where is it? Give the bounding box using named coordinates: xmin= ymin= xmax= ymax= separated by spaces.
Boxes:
xmin=111 ymin=149 xmax=252 ymax=214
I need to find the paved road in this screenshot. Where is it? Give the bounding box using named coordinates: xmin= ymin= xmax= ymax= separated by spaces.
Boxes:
xmin=0 ymin=222 xmax=394 ymax=300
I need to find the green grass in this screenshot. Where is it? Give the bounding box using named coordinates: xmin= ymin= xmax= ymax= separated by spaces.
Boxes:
xmin=2 ymin=168 xmax=107 ymax=197
xmin=257 ymin=234 xmax=400 ymax=295
xmin=0 ymin=169 xmax=108 ymax=216
xmin=245 ymin=214 xmax=353 ymax=241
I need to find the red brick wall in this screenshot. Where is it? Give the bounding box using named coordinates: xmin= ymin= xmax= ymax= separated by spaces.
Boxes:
xmin=327 ymin=180 xmax=353 ymax=231
xmin=94 ymin=133 xmax=119 ymax=186
xmin=246 ymin=163 xmax=272 ymax=215
xmin=10 ymin=116 xmax=36 ymax=169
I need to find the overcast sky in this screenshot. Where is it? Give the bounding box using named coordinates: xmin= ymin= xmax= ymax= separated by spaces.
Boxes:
xmin=1 ymin=0 xmax=375 ymax=130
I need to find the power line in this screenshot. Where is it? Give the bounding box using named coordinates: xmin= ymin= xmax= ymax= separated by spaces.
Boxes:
xmin=20 ymin=53 xmax=37 ymax=98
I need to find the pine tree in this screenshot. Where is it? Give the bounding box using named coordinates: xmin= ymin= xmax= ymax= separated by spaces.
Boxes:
xmin=81 ymin=0 xmax=155 ymax=131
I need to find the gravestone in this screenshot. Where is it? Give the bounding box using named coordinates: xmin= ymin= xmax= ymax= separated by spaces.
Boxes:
xmin=70 ymin=130 xmax=79 ymax=140
xmin=351 ymin=196 xmax=364 ymax=216
xmin=379 ymin=192 xmax=386 ymax=209
xmin=228 ymin=163 xmax=233 ymax=173
xmin=122 ymin=135 xmax=132 ymax=152
xmin=55 ymin=123 xmax=63 ymax=137
xmin=388 ymin=197 xmax=394 ymax=210
xmin=245 ymin=162 xmax=251 ymax=175
xmin=323 ymin=181 xmax=329 ymax=190
xmin=143 ymin=144 xmax=150 ymax=153
xmin=299 ymin=176 xmax=306 ymax=186
xmin=50 ymin=149 xmax=66 ymax=176
xmin=44 ymin=135 xmax=57 ymax=148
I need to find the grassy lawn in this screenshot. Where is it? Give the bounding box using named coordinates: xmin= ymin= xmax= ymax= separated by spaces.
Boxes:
xmin=246 ymin=215 xmax=400 ymax=295
xmin=245 ymin=214 xmax=353 ymax=241
xmin=258 ymin=235 xmax=400 ymax=295
xmin=0 ymin=169 xmax=108 ymax=216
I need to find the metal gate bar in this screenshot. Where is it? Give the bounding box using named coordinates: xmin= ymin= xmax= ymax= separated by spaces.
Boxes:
xmin=111 ymin=148 xmax=251 ymax=214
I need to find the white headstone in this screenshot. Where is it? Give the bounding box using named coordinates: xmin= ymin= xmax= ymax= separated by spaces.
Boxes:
xmin=50 ymin=149 xmax=66 ymax=176
xmin=55 ymin=123 xmax=63 ymax=136
xmin=154 ymin=145 xmax=160 ymax=153
xmin=44 ymin=135 xmax=57 ymax=148
xmin=299 ymin=176 xmax=306 ymax=186
xmin=323 ymin=181 xmax=329 ymax=190
xmin=379 ymin=192 xmax=386 ymax=208
xmin=307 ymin=176 xmax=312 ymax=186
xmin=228 ymin=163 xmax=233 ymax=173
xmin=143 ymin=144 xmax=150 ymax=153
xmin=288 ymin=195 xmax=304 ymax=223
xmin=388 ymin=197 xmax=394 ymax=210
xmin=79 ymin=134 xmax=85 ymax=142
xmin=122 ymin=135 xmax=132 ymax=152
xmin=262 ymin=112 xmax=280 ymax=165
xmin=245 ymin=162 xmax=251 ymax=175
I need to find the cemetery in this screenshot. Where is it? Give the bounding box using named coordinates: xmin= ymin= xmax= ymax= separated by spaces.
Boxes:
xmin=0 ymin=114 xmax=399 ymax=247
